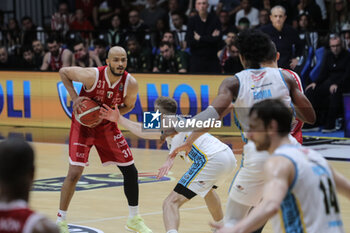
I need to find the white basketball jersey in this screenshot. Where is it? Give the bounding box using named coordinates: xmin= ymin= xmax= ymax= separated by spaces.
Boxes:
xmin=233 ymin=67 xmax=292 ymax=141
xmin=166 ymin=132 xmax=229 ymax=161
xmin=271 ymin=144 xmax=344 ymax=233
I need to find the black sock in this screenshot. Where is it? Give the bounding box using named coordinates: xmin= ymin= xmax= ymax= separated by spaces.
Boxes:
xmin=118 ymin=164 xmax=139 ymax=206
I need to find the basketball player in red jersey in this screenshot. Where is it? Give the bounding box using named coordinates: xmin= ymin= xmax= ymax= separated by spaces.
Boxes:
xmin=41 ymin=37 xmax=72 ymax=71
xmin=0 ymin=138 xmax=59 ymax=233
xmin=57 ymin=46 xmax=152 ymax=233
xmin=282 ymin=68 xmax=304 ymax=144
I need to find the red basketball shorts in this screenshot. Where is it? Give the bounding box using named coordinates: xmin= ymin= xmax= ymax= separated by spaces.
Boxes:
xmin=69 ymin=117 xmax=134 ymax=167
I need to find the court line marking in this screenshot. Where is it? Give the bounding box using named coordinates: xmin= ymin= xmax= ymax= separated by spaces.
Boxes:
xmin=72 ymin=205 xmax=208 ymax=224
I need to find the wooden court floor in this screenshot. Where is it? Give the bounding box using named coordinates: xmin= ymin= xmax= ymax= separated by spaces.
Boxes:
xmin=25 ymin=135 xmax=350 ymax=233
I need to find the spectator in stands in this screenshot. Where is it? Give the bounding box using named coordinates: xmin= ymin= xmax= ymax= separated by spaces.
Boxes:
xmin=260 ymin=5 xmax=302 ymax=69
xmin=341 ymin=23 xmax=350 ymax=50
xmin=152 ymin=31 xmax=179 ymax=55
xmin=304 ymin=34 xmax=350 ymax=132
xmin=51 ymin=2 xmax=74 ymax=35
xmin=217 ymin=30 xmax=236 ymax=72
xmin=168 ymin=0 xmax=180 ymax=30
xmin=21 ymin=16 xmax=45 ymax=46
xmin=93 ymin=39 xmax=108 ymax=65
xmin=219 ymin=10 xmax=236 ymax=35
xmin=126 ymin=36 xmax=152 ymax=72
xmin=237 ymin=17 xmax=251 ymax=32
xmin=151 ymin=17 xmax=170 ymax=49
xmin=92 ymin=0 xmax=122 ymax=29
xmin=140 ymin=0 xmax=167 ymax=30
xmin=32 ymin=39 xmax=45 ymax=66
xmin=69 ymin=9 xmax=94 ymax=41
xmin=270 ymin=0 xmax=298 ymax=26
xmin=76 ymin=0 xmax=95 ymax=23
xmin=72 ymin=40 xmax=102 ymax=67
xmin=297 ymin=0 xmax=323 ymax=30
xmin=5 ymin=18 xmax=21 ymax=56
xmin=0 ymin=46 xmax=16 ymax=70
xmin=329 ymin=0 xmax=349 ymax=33
xmin=106 ymin=14 xmax=125 ymax=46
xmin=235 ymin=0 xmax=259 ymax=28
xmin=297 ymin=13 xmax=318 ymax=56
xmin=186 ymin=0 xmax=221 ymax=73
xmin=19 ymin=46 xmax=39 ymax=70
xmin=257 ymin=8 xmax=270 ymax=28
xmin=41 ymin=37 xmax=73 ymax=71
xmin=32 ymin=40 xmax=45 ymax=59
xmin=171 ymin=11 xmax=187 ymax=50
xmin=223 ymin=43 xmax=243 ymax=74
xmin=125 ymin=9 xmax=150 ymax=46
xmin=153 ymin=41 xmax=188 ymax=73
xmin=162 ymin=31 xmax=176 ymax=46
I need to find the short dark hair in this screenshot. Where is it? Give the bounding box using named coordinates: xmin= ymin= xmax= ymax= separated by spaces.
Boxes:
xmin=21 ymin=46 xmax=33 ymax=55
xmin=0 ymin=138 xmax=35 ymax=200
xmin=249 ymin=99 xmax=292 ymax=136
xmin=73 ymin=39 xmax=85 ymax=48
xmin=159 ymin=41 xmax=173 ymax=48
xmin=21 ymin=16 xmax=32 ymax=23
xmin=155 ymin=96 xmax=178 ymax=114
xmin=235 ymin=29 xmax=277 ymax=68
xmin=47 ymin=36 xmax=60 ymax=44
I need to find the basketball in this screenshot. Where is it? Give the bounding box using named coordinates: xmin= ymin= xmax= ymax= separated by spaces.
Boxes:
xmin=75 ymin=99 xmax=101 ymax=126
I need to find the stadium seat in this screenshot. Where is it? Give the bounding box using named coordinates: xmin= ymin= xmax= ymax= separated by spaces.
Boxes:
xmin=300 ymin=46 xmax=314 ymax=87
xmin=309 ymin=47 xmax=326 ymax=82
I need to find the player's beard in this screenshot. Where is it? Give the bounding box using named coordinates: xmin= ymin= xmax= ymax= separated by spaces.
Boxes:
xmin=255 ymin=135 xmax=271 ymax=151
xmin=52 ymin=49 xmax=59 ymax=57
xmin=109 ymin=64 xmax=124 ymax=76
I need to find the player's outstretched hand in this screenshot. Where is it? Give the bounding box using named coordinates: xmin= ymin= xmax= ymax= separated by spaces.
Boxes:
xmin=73 ymin=96 xmax=91 ymax=116
xmin=157 ymin=158 xmax=174 ymax=179
xmin=99 ymin=104 xmax=120 ymax=122
xmin=168 ymin=141 xmax=192 ymax=159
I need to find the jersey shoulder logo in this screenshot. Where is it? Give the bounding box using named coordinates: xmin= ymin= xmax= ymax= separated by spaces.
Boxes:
xmin=251 ymin=71 xmax=266 ymax=82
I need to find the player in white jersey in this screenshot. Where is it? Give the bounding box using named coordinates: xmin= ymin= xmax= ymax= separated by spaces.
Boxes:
xmin=212 ymin=99 xmax=350 ymax=233
xmin=165 ymin=29 xmax=316 ymax=232
xmin=100 ymin=96 xmax=236 ymax=233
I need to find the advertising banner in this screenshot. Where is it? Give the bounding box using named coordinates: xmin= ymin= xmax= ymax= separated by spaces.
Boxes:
xmin=0 ymin=71 xmax=238 ymax=134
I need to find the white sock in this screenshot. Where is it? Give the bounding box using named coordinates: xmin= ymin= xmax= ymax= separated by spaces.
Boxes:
xmin=56 ymin=210 xmax=67 ymax=223
xmin=166 ymin=230 xmax=178 ymax=233
xmin=128 ymin=206 xmax=139 ymax=219
xmin=211 ymin=219 xmax=224 ymax=232
xmin=214 ymin=219 xmax=224 ymax=225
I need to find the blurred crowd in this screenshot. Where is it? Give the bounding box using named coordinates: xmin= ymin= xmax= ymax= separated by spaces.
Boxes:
xmin=0 ymin=0 xmax=350 ymax=132
xmin=0 ymin=0 xmax=349 ymax=74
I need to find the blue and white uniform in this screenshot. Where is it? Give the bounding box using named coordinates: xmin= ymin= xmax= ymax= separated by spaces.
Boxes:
xmin=167 ymin=131 xmax=236 ymax=197
xmin=230 ymin=67 xmax=298 ymax=206
xmin=271 ymin=144 xmax=344 ymax=233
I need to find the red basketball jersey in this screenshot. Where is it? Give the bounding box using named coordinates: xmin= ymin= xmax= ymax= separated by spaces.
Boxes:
xmin=282 ymin=68 xmax=304 ymax=144
xmin=79 ymin=65 xmax=128 ymax=108
xmin=69 ymin=66 xmax=134 ymax=166
xmin=0 ymin=200 xmax=44 ymax=233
